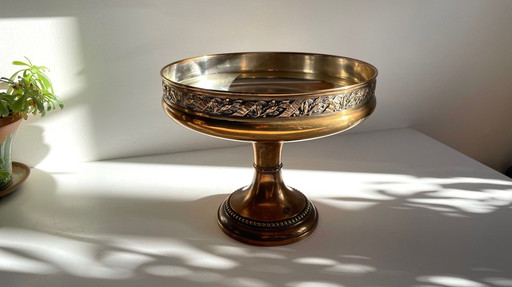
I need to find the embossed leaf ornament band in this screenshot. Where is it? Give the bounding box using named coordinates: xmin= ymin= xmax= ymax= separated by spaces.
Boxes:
xmin=163 ymin=80 xmax=375 ymax=118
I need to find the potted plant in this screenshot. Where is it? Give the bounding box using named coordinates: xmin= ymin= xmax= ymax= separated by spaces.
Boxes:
xmin=0 ymin=57 xmax=63 ymax=193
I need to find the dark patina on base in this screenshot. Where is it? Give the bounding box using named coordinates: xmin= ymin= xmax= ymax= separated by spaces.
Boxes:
xmin=217 ymin=188 xmax=319 ymax=246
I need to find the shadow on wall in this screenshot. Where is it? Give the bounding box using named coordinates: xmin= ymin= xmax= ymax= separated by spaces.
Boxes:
xmin=13 ymin=125 xmax=50 ymax=167
xmin=1 ymin=2 xmax=252 ymax=164
xmin=0 ymin=167 xmax=511 ymax=286
xmin=0 ymin=11 xmax=99 ymax=166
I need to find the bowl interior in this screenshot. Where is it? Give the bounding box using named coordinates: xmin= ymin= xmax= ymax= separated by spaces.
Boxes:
xmin=162 ymin=52 xmax=377 ymax=95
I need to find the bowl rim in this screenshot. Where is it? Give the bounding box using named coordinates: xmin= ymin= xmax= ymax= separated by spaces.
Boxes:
xmin=161 ymin=51 xmax=377 ymax=99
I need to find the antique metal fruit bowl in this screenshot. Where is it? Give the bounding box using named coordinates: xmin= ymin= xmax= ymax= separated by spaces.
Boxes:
xmin=161 ymin=52 xmax=377 ymax=246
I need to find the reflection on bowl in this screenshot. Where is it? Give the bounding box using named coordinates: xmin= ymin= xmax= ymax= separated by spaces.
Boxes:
xmin=162 ymin=52 xmax=377 ymax=142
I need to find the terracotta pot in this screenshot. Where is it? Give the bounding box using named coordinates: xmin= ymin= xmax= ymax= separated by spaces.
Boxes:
xmin=0 ymin=113 xmax=23 ymax=190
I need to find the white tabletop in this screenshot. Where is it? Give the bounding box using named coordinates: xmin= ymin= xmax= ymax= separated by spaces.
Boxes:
xmin=1 ymin=128 xmax=511 ymax=287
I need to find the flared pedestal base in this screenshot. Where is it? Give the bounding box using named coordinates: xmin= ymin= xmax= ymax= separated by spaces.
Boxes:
xmin=215 ymin=141 xmax=319 ymax=246
xmin=217 ymin=187 xmax=319 ymax=246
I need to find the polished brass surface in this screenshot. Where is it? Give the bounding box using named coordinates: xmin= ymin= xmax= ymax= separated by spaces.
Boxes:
xmin=217 ymin=141 xmax=318 ymax=246
xmin=161 ymin=52 xmax=377 ymax=246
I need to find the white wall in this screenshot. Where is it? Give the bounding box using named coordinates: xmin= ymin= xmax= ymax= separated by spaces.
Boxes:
xmin=0 ymin=0 xmax=511 ymax=171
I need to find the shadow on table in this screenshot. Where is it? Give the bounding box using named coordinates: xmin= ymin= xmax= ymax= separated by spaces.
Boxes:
xmin=0 ymin=167 xmax=511 ymax=287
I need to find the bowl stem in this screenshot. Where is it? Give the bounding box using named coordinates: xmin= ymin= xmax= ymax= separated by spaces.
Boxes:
xmin=217 ymin=141 xmax=318 ymax=246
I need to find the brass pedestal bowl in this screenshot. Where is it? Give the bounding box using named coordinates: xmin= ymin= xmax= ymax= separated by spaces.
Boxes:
xmin=161 ymin=52 xmax=377 ymax=246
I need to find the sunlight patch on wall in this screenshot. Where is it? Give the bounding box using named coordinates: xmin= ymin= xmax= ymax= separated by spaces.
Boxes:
xmin=0 ymin=17 xmax=94 ymax=168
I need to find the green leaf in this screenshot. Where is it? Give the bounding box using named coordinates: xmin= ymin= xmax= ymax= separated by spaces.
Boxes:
xmin=12 ymin=61 xmax=29 ymax=66
xmin=36 ymin=73 xmax=54 ymax=93
xmin=24 ymin=56 xmax=33 ymax=66
xmin=9 ymin=70 xmax=24 ymax=81
xmin=0 ymin=102 xmax=9 ymax=117
xmin=35 ymin=96 xmax=45 ymax=112
xmin=2 ymin=57 xmax=63 ymax=118
xmin=11 ymin=95 xmax=27 ymax=112
xmin=30 ymin=66 xmax=40 ymax=75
